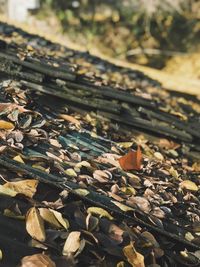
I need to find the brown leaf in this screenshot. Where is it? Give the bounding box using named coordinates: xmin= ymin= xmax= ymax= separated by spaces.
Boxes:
xmin=87 ymin=207 xmax=114 ymax=220
xmin=118 ymin=146 xmax=142 ymax=171
xmin=26 ymin=207 xmax=46 ymax=242
xmin=62 ymin=231 xmax=81 ymax=255
xmin=123 ymin=242 xmax=145 ymax=267
xmin=20 ymin=254 xmax=56 ymax=267
xmin=4 ymin=179 xmax=38 ymax=198
xmin=39 ymin=208 xmax=63 ymax=229
xmin=126 ymin=196 xmax=151 ymax=213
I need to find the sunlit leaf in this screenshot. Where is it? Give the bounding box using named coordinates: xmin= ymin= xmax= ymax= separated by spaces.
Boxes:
xmin=0 ymin=184 xmax=17 ymax=197
xmin=74 ymin=188 xmax=90 ymax=196
xmin=111 ymin=201 xmax=133 ymax=212
xmin=26 ymin=207 xmax=46 ymax=242
xmin=63 ymin=231 xmax=81 ymax=255
xmin=0 ymin=120 xmax=14 ymax=130
xmin=123 ymin=242 xmax=145 ymax=267
xmin=39 ymin=208 xmax=63 ymax=229
xmin=59 ymin=114 xmax=80 ymax=126
xmin=49 ymin=209 xmax=69 ymax=229
xmin=4 ymin=179 xmax=38 ymax=198
xmin=87 ymin=207 xmax=113 ymax=220
xmin=20 ymin=253 xmax=56 ymax=267
xmin=13 ymin=155 xmax=24 ymax=163
xmin=179 ymin=180 xmax=198 ymax=191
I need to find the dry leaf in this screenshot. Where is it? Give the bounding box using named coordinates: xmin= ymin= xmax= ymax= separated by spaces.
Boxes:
xmin=39 ymin=208 xmax=63 ymax=229
xmin=13 ymin=155 xmax=24 ymax=163
xmin=179 ymin=180 xmax=198 ymax=191
xmin=127 ymin=196 xmax=151 ymax=213
xmin=74 ymin=188 xmax=90 ymax=196
xmin=0 ymin=120 xmax=14 ymax=130
xmin=123 ymin=242 xmax=145 ymax=267
xmin=59 ymin=114 xmax=80 ymax=126
xmin=63 ymin=231 xmax=81 ymax=255
xmin=111 ymin=201 xmax=134 ymax=212
xmin=26 ymin=207 xmax=46 ymax=242
xmin=87 ymin=207 xmax=114 ymax=220
xmin=118 ymin=147 xmax=142 ymax=171
xmin=65 ymin=168 xmax=77 ymax=177
xmin=50 ymin=209 xmax=69 ymax=229
xmin=20 ymin=254 xmax=56 ymax=267
xmin=4 ymin=179 xmax=38 ymax=198
xmin=0 ymin=184 xmax=17 ymax=197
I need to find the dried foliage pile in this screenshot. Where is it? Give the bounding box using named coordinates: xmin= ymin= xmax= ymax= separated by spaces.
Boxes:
xmin=0 ymin=21 xmax=200 ymax=267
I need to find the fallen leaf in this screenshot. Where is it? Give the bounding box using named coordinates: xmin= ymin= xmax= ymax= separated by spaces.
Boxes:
xmin=87 ymin=207 xmax=114 ymax=220
xmin=0 ymin=120 xmax=14 ymax=130
xmin=111 ymin=201 xmax=134 ymax=212
xmin=123 ymin=242 xmax=145 ymax=267
xmin=74 ymin=188 xmax=90 ymax=196
xmin=179 ymin=180 xmax=198 ymax=191
xmin=65 ymin=168 xmax=77 ymax=177
xmin=118 ymin=146 xmax=142 ymax=171
xmin=39 ymin=208 xmax=63 ymax=229
xmin=0 ymin=184 xmax=17 ymax=197
xmin=117 ymin=142 xmax=133 ymax=149
xmin=13 ymin=155 xmax=24 ymax=163
xmin=59 ymin=114 xmax=80 ymax=126
xmin=4 ymin=179 xmax=38 ymax=198
xmin=26 ymin=207 xmax=46 ymax=242
xmin=0 ymin=249 xmax=2 ymax=260
xmin=63 ymin=231 xmax=81 ymax=255
xmin=20 ymin=254 xmax=56 ymax=267
xmin=126 ymin=196 xmax=151 ymax=213
xmin=50 ymin=209 xmax=69 ymax=229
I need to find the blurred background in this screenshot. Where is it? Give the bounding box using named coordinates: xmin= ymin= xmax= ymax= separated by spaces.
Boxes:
xmin=0 ymin=0 xmax=200 ymax=80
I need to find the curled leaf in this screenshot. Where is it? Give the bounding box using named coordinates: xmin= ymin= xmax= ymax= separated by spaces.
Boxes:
xmin=87 ymin=207 xmax=114 ymax=220
xmin=63 ymin=231 xmax=81 ymax=255
xmin=26 ymin=207 xmax=46 ymax=242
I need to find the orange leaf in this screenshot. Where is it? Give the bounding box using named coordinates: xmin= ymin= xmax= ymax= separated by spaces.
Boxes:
xmin=59 ymin=114 xmax=80 ymax=126
xmin=118 ymin=146 xmax=142 ymax=171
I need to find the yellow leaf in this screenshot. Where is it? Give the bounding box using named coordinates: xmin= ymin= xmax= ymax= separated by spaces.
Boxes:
xmin=65 ymin=168 xmax=77 ymax=177
xmin=87 ymin=207 xmax=114 ymax=220
xmin=117 ymin=142 xmax=133 ymax=149
xmin=4 ymin=179 xmax=38 ymax=198
xmin=0 ymin=120 xmax=14 ymax=130
xmin=111 ymin=201 xmax=134 ymax=212
xmin=39 ymin=208 xmax=63 ymax=229
xmin=26 ymin=207 xmax=46 ymax=242
xmin=121 ymin=186 xmax=136 ymax=195
xmin=0 ymin=249 xmax=2 ymax=260
xmin=74 ymin=188 xmax=90 ymax=197
xmin=21 ymin=254 xmax=56 ymax=267
xmin=63 ymin=231 xmax=81 ymax=255
xmin=123 ymin=242 xmax=145 ymax=267
xmin=116 ymin=261 xmax=125 ymax=267
xmin=49 ymin=209 xmax=69 ymax=229
xmin=179 ymin=180 xmax=198 ymax=191
xmin=0 ymin=184 xmax=17 ymax=197
xmin=13 ymin=155 xmax=24 ymax=163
